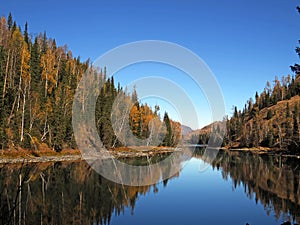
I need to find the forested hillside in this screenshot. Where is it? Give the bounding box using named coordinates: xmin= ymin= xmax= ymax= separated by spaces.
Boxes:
xmin=0 ymin=14 xmax=180 ymax=152
xmin=190 ymin=74 xmax=300 ymax=151
xmin=225 ymin=75 xmax=300 ymax=151
xmin=225 ymin=9 xmax=300 ymax=151
xmin=189 ymin=7 xmax=300 ymax=152
xmin=191 ymin=52 xmax=300 ymax=151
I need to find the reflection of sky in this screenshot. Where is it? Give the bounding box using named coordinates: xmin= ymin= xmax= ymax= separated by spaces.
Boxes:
xmin=113 ymin=62 xmax=213 ymax=129
xmin=110 ymin=157 xmax=292 ymax=225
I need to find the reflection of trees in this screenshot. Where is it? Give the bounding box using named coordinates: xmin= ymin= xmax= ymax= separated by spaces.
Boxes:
xmin=0 ymin=160 xmax=179 ymax=225
xmin=87 ymin=150 xmax=185 ymax=186
xmin=203 ymin=150 xmax=300 ymax=222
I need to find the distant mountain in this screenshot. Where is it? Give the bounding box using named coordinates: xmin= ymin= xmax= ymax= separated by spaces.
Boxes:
xmin=181 ymin=125 xmax=193 ymax=136
xmin=184 ymin=121 xmax=225 ymax=144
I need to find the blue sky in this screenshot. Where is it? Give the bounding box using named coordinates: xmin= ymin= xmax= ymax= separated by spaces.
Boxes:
xmin=1 ymin=0 xmax=300 ymax=129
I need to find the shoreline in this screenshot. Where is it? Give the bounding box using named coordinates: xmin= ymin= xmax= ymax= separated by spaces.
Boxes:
xmin=0 ymin=147 xmax=176 ymax=164
xmin=220 ymin=147 xmax=300 ymax=159
xmin=0 ymin=154 xmax=82 ymax=164
xmin=0 ymin=146 xmax=299 ymax=164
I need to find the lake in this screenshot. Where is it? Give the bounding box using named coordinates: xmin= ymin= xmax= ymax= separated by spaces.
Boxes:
xmin=0 ymin=149 xmax=299 ymax=225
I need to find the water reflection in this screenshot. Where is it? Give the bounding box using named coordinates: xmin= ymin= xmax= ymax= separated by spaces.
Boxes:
xmin=0 ymin=149 xmax=299 ymax=224
xmin=202 ymin=149 xmax=300 ymax=223
xmin=0 ymin=160 xmax=179 ymax=225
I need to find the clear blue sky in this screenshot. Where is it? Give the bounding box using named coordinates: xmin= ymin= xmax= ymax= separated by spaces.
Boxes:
xmin=1 ymin=0 xmax=300 ymax=129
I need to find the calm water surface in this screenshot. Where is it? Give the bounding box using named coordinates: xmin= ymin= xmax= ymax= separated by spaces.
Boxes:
xmin=0 ymin=149 xmax=299 ymax=225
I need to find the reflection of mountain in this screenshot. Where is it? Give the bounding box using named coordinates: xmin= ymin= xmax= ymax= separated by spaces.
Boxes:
xmin=201 ymin=150 xmax=300 ymax=223
xmin=0 ymin=161 xmax=178 ymax=225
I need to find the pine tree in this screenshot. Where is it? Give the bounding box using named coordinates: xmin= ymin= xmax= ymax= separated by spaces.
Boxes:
xmin=7 ymin=13 xmax=12 ymax=30
xmin=24 ymin=22 xmax=29 ymax=44
xmin=12 ymin=21 xmax=17 ymax=32
xmin=286 ymin=102 xmax=291 ymax=118
xmin=162 ymin=112 xmax=172 ymax=146
xmin=267 ymin=109 xmax=273 ymax=120
xmin=42 ymin=31 xmax=47 ymax=54
xmin=30 ymin=37 xmax=41 ymax=91
xmin=0 ymin=15 xmax=179 ymax=152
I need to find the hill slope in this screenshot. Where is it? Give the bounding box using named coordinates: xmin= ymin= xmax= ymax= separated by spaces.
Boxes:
xmin=188 ymin=75 xmax=300 ymax=152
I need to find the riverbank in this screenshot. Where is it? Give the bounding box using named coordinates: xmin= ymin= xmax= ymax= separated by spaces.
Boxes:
xmin=0 ymin=148 xmax=82 ymax=164
xmin=221 ymin=147 xmax=300 ymax=159
xmin=1 ymin=145 xmax=299 ymax=164
xmin=0 ymin=146 xmax=177 ymax=164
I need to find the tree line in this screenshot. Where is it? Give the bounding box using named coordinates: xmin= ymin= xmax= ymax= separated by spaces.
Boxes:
xmin=224 ymin=16 xmax=300 ymax=151
xmin=190 ymin=7 xmax=300 ymax=152
xmin=0 ymin=14 xmax=181 ymax=151
xmin=191 ymin=52 xmax=300 ymax=151
xmin=224 ymin=73 xmax=300 ymax=150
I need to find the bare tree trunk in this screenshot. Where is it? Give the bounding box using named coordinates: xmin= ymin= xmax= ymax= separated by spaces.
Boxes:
xmin=112 ymin=104 xmax=129 ymax=148
xmin=29 ymin=98 xmax=35 ymax=131
xmin=48 ymin=124 xmax=52 ymax=147
xmin=277 ymin=124 xmax=282 ymax=149
xmin=7 ymin=94 xmax=17 ymax=125
xmin=17 ymin=74 xmax=22 ymax=112
xmin=20 ymin=85 xmax=27 ymax=142
xmin=41 ymin=113 xmax=48 ymax=142
xmin=10 ymin=52 xmax=16 ymax=88
xmin=147 ymin=122 xmax=154 ymax=147
xmin=3 ymin=50 xmax=10 ymax=101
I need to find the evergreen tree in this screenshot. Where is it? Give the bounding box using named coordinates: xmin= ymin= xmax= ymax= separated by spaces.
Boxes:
xmin=24 ymin=22 xmax=29 ymax=44
xmin=162 ymin=112 xmax=172 ymax=146
xmin=267 ymin=109 xmax=273 ymax=120
xmin=30 ymin=37 xmax=41 ymax=91
xmin=42 ymin=31 xmax=47 ymax=54
xmin=7 ymin=13 xmax=12 ymax=30
xmin=286 ymin=102 xmax=291 ymax=118
xmin=12 ymin=21 xmax=17 ymax=32
xmin=0 ymin=15 xmax=179 ymax=152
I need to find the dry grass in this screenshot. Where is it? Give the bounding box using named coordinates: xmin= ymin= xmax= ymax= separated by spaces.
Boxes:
xmin=0 ymin=147 xmax=80 ymax=159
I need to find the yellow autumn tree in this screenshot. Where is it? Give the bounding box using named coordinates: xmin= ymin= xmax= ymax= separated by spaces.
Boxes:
xmin=40 ymin=48 xmax=56 ymax=97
